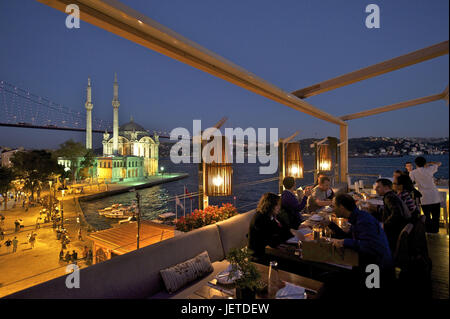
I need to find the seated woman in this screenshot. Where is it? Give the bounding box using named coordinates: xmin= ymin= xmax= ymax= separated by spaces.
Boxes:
xmin=248 ymin=192 xmax=296 ymax=263
xmin=394 ymin=174 xmax=420 ymax=220
xmin=280 ymin=176 xmax=312 ymax=229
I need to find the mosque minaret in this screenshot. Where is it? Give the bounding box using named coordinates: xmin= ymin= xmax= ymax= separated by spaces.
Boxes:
xmin=85 ymin=77 xmax=93 ymax=149
xmin=112 ymin=72 xmax=120 ymax=154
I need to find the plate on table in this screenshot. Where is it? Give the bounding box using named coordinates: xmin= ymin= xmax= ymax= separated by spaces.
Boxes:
xmin=321 ymin=206 xmax=333 ymax=213
xmin=216 ymin=265 xmax=242 ymax=285
xmin=310 ymin=215 xmax=323 ymax=222
xmin=275 ymin=283 xmax=306 ymax=299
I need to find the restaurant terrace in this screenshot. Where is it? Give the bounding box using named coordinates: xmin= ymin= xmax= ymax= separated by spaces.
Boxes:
xmin=2 ymin=0 xmax=448 ymax=300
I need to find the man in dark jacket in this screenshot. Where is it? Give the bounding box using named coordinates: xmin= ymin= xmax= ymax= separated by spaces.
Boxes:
xmin=280 ymin=176 xmax=312 ymax=229
xmin=374 ymin=178 xmax=411 ymax=252
xmin=328 ymin=194 xmax=393 ymax=271
xmin=321 ymin=194 xmax=394 ymax=298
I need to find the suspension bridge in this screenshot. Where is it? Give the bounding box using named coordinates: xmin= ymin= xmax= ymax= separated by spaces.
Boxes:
xmin=0 ymin=80 xmax=171 ymax=138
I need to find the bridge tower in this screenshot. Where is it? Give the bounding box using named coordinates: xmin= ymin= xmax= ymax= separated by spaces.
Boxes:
xmin=85 ymin=77 xmax=93 ymax=149
xmin=112 ymin=72 xmax=120 ymax=154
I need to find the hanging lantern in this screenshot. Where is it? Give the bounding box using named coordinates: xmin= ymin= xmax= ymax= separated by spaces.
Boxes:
xmin=286 ymin=142 xmax=304 ymax=178
xmin=205 ymin=136 xmax=233 ymax=196
xmin=318 ymin=144 xmax=332 ymax=171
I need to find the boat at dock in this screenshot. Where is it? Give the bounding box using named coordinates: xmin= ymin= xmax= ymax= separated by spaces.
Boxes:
xmin=98 ymin=203 xmax=137 ymax=219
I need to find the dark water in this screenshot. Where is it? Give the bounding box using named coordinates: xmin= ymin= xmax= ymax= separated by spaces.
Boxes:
xmin=80 ymin=154 xmax=449 ymax=230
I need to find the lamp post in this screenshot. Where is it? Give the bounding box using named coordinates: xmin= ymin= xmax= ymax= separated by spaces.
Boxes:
xmin=136 ymin=191 xmax=141 ymax=250
xmin=58 ymin=185 xmax=68 ymax=229
xmin=160 ymin=166 xmax=164 ymax=177
xmin=48 ymin=180 xmax=52 ymax=217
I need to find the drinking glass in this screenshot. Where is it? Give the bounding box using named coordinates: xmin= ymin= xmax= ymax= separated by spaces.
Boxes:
xmin=268 ymin=261 xmax=279 ymax=297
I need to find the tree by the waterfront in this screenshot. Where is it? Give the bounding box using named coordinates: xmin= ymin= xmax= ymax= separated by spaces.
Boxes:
xmin=0 ymin=166 xmax=15 ymax=210
xmin=54 ymin=139 xmax=94 ymax=181
xmin=11 ymin=150 xmax=62 ymax=200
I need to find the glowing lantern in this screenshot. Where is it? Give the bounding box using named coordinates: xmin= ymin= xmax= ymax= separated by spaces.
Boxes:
xmin=205 ymin=136 xmax=233 ymax=196
xmin=318 ymin=144 xmax=332 ymax=172
xmin=286 ymin=142 xmax=304 ymax=178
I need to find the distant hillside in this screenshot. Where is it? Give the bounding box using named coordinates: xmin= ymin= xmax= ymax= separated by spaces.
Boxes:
xmin=158 ymin=137 xmax=449 ymax=157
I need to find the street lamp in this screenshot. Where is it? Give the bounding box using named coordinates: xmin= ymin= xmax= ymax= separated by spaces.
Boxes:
xmin=160 ymin=166 xmax=164 ymax=176
xmin=58 ymin=185 xmax=68 ymax=229
xmin=48 ymin=180 xmax=53 ymax=217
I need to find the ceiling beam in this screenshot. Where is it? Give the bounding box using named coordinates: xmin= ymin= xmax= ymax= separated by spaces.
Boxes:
xmin=340 ymin=91 xmax=446 ymax=121
xmin=37 ymin=0 xmax=346 ymax=126
xmin=292 ymin=40 xmax=449 ymax=99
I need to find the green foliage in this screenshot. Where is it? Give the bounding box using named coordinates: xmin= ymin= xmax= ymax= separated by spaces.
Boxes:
xmin=11 ymin=150 xmax=61 ymax=199
xmin=226 ymin=247 xmax=264 ymax=291
xmin=53 ymin=139 xmax=91 ymax=180
xmin=0 ymin=166 xmax=15 ymax=196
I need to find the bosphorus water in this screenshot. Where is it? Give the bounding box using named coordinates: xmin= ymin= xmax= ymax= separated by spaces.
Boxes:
xmin=80 ymin=154 xmax=449 ymax=230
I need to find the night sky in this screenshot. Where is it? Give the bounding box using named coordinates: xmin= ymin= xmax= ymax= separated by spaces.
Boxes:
xmin=0 ymin=0 xmax=448 ymax=150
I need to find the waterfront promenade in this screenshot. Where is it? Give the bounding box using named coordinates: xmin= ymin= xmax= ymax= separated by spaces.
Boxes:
xmin=0 ymin=173 xmax=187 ymax=297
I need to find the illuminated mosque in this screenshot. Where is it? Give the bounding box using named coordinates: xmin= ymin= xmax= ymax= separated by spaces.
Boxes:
xmin=59 ymin=74 xmax=159 ymax=182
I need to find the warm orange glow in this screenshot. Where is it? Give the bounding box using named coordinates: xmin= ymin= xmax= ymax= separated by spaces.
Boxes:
xmin=286 ymin=142 xmax=304 ymax=179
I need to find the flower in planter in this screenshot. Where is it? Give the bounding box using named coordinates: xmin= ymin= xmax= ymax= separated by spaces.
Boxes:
xmin=175 ymin=203 xmax=238 ymax=232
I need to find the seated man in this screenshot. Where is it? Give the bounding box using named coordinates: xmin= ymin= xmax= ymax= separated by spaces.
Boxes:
xmin=328 ymin=194 xmax=393 ymax=271
xmin=321 ymin=194 xmax=394 ymax=298
xmin=307 ymin=176 xmax=334 ymax=212
xmin=280 ymin=176 xmax=312 ymax=229
xmin=372 ymin=178 xmax=411 ymax=252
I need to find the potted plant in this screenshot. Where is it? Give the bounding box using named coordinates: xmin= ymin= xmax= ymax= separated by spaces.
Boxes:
xmin=226 ymin=247 xmax=265 ymax=299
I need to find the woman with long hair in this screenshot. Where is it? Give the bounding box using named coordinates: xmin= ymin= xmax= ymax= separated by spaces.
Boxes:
xmin=394 ymin=174 xmax=419 ymax=219
xmin=248 ymin=192 xmax=295 ymax=263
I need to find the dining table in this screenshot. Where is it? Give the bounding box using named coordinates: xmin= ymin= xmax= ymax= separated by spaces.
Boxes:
xmin=186 ymin=262 xmax=324 ymax=299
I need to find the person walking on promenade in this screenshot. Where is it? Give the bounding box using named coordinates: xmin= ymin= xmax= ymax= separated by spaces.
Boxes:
xmin=4 ymin=238 xmax=12 ymax=253
xmin=12 ymin=237 xmax=18 ymax=253
xmin=29 ymin=233 xmax=36 ymax=249
xmin=87 ymin=249 xmax=93 ymax=265
xmin=59 ymin=249 xmax=64 ymax=262
xmin=35 ymin=217 xmax=40 ymax=230
xmin=0 ymin=227 xmax=4 ymax=240
xmin=71 ymin=250 xmax=78 ymax=264
xmin=65 ymin=250 xmax=72 ymax=264
xmin=14 ymin=220 xmax=20 ymax=232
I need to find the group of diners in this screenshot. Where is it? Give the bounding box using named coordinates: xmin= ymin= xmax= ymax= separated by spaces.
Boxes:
xmin=248 ymin=156 xmax=441 ymax=297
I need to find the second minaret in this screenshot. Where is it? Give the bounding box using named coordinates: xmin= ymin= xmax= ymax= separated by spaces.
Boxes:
xmin=112 ymin=72 xmax=120 ymax=154
xmin=85 ymin=77 xmax=93 ymax=149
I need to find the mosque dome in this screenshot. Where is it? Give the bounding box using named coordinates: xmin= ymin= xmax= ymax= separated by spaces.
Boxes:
xmin=119 ymin=116 xmax=150 ymax=139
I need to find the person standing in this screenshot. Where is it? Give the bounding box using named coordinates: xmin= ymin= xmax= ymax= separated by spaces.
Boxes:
xmin=405 ymin=162 xmax=414 ymax=175
xmin=0 ymin=227 xmax=4 ymax=240
xmin=373 ymin=179 xmax=411 ymax=252
xmin=5 ymin=238 xmax=12 ymax=253
xmin=12 ymin=237 xmax=18 ymax=253
xmin=409 ymin=156 xmax=442 ymax=233
xmin=72 ymin=250 xmax=78 ymax=264
xmin=29 ymin=233 xmax=36 ymax=249
xmin=65 ymin=250 xmax=72 ymax=264
xmin=14 ymin=220 xmax=20 ymax=232
xmin=78 ymin=228 xmax=83 ymax=241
